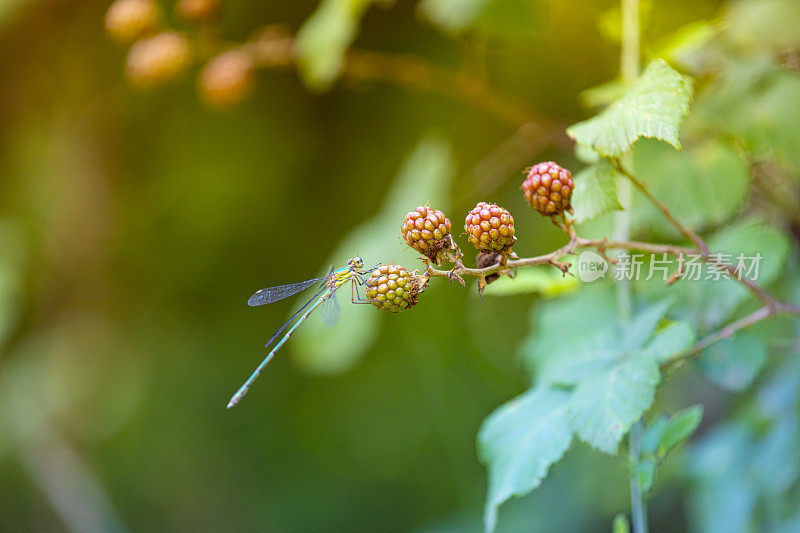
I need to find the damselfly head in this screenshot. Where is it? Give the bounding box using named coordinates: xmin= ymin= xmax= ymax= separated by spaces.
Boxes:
xmin=348 ymin=256 xmax=364 ymax=269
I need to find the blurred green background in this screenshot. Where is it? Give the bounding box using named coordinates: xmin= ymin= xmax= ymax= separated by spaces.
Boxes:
xmin=0 ymin=0 xmax=795 ymax=531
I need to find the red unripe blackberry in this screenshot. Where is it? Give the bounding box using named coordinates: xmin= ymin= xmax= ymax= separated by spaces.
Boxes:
xmin=199 ymin=50 xmax=255 ymax=107
xmin=105 ymin=0 xmax=160 ymax=43
xmin=400 ymin=205 xmax=453 ymax=263
xmin=365 ymin=264 xmax=424 ymax=312
xmin=522 ymin=161 xmax=574 ymax=216
xmin=176 ymin=0 xmax=220 ymax=23
xmin=464 ymin=202 xmax=516 ymax=254
xmin=126 ymin=32 xmax=192 ymax=87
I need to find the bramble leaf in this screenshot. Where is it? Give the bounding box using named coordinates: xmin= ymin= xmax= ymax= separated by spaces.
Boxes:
xmin=478 ymin=387 xmax=573 ymax=533
xmin=571 ymin=158 xmax=622 ymax=224
xmin=642 ymin=322 xmax=696 ymax=363
xmin=567 ymin=352 xmax=660 ymax=454
xmin=567 ymin=59 xmax=693 ymax=157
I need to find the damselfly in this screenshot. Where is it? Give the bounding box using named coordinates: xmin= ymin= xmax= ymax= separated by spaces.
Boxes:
xmin=227 ymin=256 xmax=374 ymax=408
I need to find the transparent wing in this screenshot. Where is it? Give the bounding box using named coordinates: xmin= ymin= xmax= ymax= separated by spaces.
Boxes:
xmin=319 ymin=291 xmax=342 ymax=327
xmin=247 ymin=277 xmax=324 ymax=306
xmin=262 ymin=285 xmax=328 ymax=348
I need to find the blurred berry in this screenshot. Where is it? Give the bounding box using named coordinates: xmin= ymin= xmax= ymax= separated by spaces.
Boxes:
xmin=199 ymin=50 xmax=255 ymax=107
xmin=400 ymin=205 xmax=453 ymax=264
xmin=126 ymin=32 xmax=191 ymax=87
xmin=522 ymin=161 xmax=574 ymax=216
xmin=365 ymin=264 xmax=423 ymax=312
xmin=105 ymin=0 xmax=160 ymax=43
xmin=464 ymin=202 xmax=516 ymax=254
xmin=176 ymin=0 xmax=220 ymax=23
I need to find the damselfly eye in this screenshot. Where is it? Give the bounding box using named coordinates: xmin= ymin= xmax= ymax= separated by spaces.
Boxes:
xmin=350 ymin=256 xmax=364 ymax=268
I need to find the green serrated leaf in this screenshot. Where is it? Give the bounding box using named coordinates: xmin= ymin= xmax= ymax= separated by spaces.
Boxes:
xmin=700 ymin=332 xmax=767 ymax=392
xmin=481 ymin=266 xmax=579 ymax=297
xmin=571 ymin=158 xmax=623 ymax=224
xmin=478 ymin=387 xmax=573 ymax=533
xmin=291 ymin=134 xmax=454 ymax=373
xmin=295 ymin=0 xmax=378 ymax=90
xmin=522 ymin=285 xmax=620 ymax=385
xmin=612 ymin=513 xmax=630 ymax=533
xmin=567 ymin=59 xmax=693 ymax=157
xmin=568 ymin=353 xmax=661 ymax=454
xmin=642 ymin=322 xmax=696 ymax=363
xmin=658 ymin=405 xmax=703 ymax=457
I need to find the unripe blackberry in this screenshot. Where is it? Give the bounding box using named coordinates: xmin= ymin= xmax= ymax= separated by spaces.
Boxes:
xmin=464 ymin=202 xmax=516 ymax=254
xmin=400 ymin=205 xmax=453 ymax=264
xmin=199 ymin=50 xmax=254 ymax=107
xmin=126 ymin=32 xmax=191 ymax=87
xmin=365 ymin=264 xmax=425 ymax=312
xmin=522 ymin=161 xmax=574 ymax=216
xmin=105 ymin=0 xmax=160 ymax=43
xmin=176 ymin=0 xmax=220 ymax=23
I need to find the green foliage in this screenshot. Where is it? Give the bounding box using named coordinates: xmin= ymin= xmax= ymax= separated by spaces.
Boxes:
xmin=641 ymin=405 xmax=703 ymax=460
xmin=481 ymin=267 xmax=579 ymax=297
xmin=687 ymin=358 xmax=800 ymax=531
xmin=693 ymin=54 xmax=800 ymax=173
xmin=568 ymin=352 xmax=660 ymax=454
xmin=631 ymin=139 xmax=749 ymax=235
xmin=638 ymin=220 xmax=790 ymax=329
xmin=612 ymin=513 xmax=630 ymax=533
xmin=567 ymin=59 xmax=693 ymax=157
xmin=477 ymin=387 xmax=573 ymax=533
xmin=700 ymin=333 xmax=768 ymax=392
xmin=571 ymin=158 xmax=622 ymax=224
xmin=634 ymin=405 xmax=702 ymax=494
xmin=480 ymin=288 xmax=696 ymax=529
xmin=295 ymin=0 xmax=382 ymax=89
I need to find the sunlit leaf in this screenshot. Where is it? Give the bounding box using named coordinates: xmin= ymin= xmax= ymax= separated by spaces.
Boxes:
xmin=567 ymin=59 xmax=693 ymax=157
xmin=478 ymin=387 xmax=573 ymax=533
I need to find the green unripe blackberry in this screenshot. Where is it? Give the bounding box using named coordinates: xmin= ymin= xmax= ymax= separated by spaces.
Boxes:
xmin=105 ymin=0 xmax=160 ymax=43
xmin=522 ymin=161 xmax=574 ymax=216
xmin=126 ymin=32 xmax=191 ymax=87
xmin=199 ymin=50 xmax=254 ymax=107
xmin=365 ymin=264 xmax=424 ymax=312
xmin=400 ymin=205 xmax=453 ymax=264
xmin=464 ymin=202 xmax=516 ymax=254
